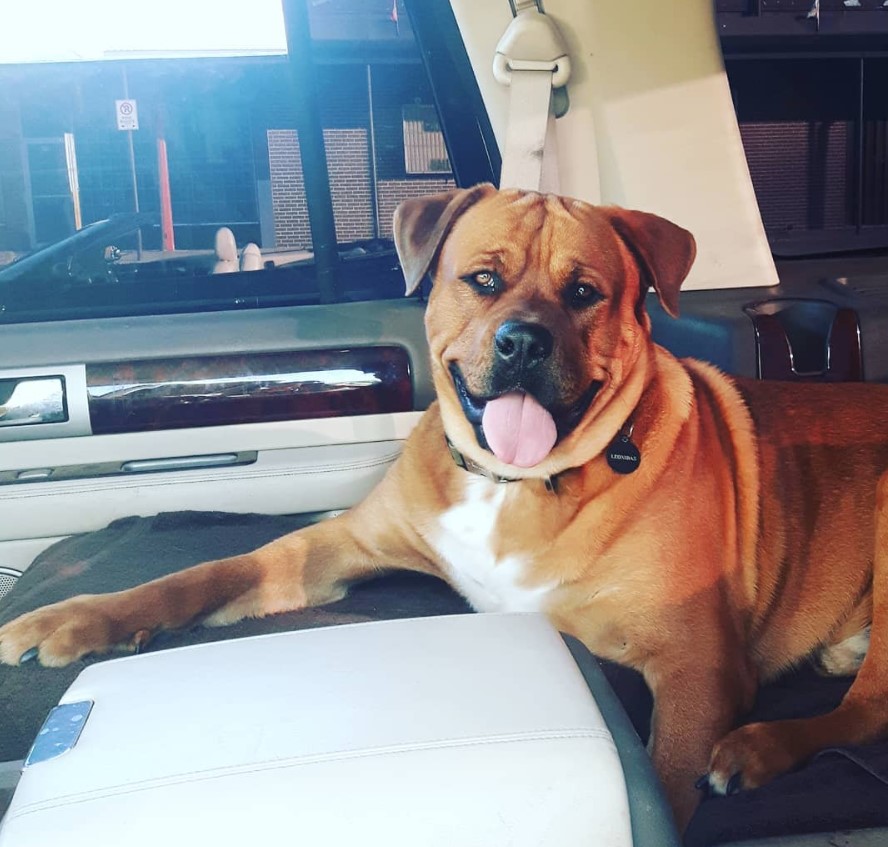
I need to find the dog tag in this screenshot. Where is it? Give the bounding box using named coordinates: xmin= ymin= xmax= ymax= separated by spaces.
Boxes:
xmin=606 ymin=435 xmax=641 ymax=475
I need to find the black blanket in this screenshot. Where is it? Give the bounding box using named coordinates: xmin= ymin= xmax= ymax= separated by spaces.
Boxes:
xmin=2 ymin=511 xmax=887 ymax=845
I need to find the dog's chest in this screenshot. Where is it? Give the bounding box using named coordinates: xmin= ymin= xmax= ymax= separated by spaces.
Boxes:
xmin=429 ymin=476 xmax=554 ymax=613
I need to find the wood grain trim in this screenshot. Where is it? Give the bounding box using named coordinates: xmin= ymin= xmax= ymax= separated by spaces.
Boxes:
xmin=87 ymin=347 xmax=413 ymax=434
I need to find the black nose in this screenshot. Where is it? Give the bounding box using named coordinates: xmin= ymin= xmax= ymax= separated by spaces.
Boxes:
xmin=494 ymin=321 xmax=554 ymax=370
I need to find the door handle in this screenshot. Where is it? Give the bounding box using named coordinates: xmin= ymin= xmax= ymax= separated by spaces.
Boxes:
xmin=0 ymin=376 xmax=67 ymax=427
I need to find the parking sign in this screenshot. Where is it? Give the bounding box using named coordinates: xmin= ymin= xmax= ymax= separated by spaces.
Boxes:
xmin=116 ymin=99 xmax=139 ymax=131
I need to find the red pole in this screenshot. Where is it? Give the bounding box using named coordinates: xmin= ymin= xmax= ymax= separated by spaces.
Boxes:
xmin=157 ymin=137 xmax=175 ymax=251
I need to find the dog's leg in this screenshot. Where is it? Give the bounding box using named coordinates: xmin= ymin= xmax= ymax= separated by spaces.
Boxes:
xmin=708 ymin=471 xmax=888 ymax=793
xmin=644 ymin=638 xmax=758 ymax=832
xmin=0 ymin=494 xmax=436 ymax=668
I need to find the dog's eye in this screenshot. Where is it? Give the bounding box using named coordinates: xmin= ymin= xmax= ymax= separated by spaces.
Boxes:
xmin=464 ymin=271 xmax=500 ymax=295
xmin=567 ymin=282 xmax=603 ymax=309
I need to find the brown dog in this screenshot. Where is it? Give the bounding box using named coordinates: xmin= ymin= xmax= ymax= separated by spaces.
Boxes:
xmin=2 ymin=185 xmax=888 ymax=830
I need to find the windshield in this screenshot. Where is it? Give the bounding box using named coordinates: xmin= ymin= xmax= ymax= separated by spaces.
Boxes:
xmin=0 ymin=0 xmax=485 ymax=324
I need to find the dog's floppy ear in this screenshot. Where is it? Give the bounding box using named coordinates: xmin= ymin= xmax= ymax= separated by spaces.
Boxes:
xmin=607 ymin=208 xmax=696 ymax=319
xmin=394 ymin=183 xmax=496 ymax=295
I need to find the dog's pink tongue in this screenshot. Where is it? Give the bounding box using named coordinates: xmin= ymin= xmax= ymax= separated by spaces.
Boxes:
xmin=481 ymin=392 xmax=557 ymax=468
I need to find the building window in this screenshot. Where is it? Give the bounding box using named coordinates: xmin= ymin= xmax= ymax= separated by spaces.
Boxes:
xmin=402 ymin=105 xmax=451 ymax=175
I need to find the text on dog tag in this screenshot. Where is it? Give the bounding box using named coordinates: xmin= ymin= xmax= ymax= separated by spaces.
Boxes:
xmin=606 ymin=435 xmax=641 ymax=475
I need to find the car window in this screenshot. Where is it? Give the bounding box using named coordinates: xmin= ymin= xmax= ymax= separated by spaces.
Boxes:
xmin=0 ymin=0 xmax=491 ymax=325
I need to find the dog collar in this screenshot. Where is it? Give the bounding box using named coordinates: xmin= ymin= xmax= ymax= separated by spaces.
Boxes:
xmin=445 ymin=437 xmax=559 ymax=493
xmin=446 ymin=414 xmax=639 ymax=489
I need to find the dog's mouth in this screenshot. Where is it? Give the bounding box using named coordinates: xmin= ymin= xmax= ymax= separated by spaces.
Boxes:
xmin=449 ymin=364 xmax=601 ymax=468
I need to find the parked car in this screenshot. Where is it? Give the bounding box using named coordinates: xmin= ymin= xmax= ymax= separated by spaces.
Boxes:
xmin=0 ymin=214 xmax=404 ymax=323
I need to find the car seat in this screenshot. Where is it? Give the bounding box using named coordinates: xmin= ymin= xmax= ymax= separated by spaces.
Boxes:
xmin=212 ymin=227 xmax=239 ymax=274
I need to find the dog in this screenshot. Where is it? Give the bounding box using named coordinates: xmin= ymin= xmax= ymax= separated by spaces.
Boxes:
xmin=2 ymin=184 xmax=887 ymax=830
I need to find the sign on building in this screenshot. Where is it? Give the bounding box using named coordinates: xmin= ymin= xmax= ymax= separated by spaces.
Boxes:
xmin=115 ymin=99 xmax=139 ymax=131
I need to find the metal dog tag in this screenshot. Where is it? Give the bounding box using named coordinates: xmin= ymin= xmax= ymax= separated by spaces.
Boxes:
xmin=606 ymin=435 xmax=641 ymax=475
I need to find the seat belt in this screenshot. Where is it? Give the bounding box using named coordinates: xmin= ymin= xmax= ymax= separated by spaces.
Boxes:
xmin=493 ymin=0 xmax=571 ymax=193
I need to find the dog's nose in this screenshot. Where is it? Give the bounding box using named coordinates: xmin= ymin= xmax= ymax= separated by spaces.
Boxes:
xmin=494 ymin=321 xmax=553 ymax=370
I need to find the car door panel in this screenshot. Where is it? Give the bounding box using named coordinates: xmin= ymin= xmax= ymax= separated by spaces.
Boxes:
xmin=0 ymin=299 xmax=430 ymax=571
xmin=0 ymin=439 xmax=408 ymax=552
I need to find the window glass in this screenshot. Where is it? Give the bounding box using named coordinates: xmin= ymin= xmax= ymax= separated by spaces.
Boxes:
xmin=724 ymin=53 xmax=888 ymax=256
xmin=726 ymin=58 xmax=858 ymax=254
xmin=0 ymin=0 xmax=458 ymax=324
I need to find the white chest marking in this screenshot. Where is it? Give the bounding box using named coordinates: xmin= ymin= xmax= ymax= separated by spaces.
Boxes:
xmin=432 ymin=475 xmax=554 ymax=613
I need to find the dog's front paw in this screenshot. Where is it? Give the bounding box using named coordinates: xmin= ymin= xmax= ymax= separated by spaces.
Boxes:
xmin=706 ymin=721 xmax=804 ymax=795
xmin=0 ymin=596 xmax=145 ymax=668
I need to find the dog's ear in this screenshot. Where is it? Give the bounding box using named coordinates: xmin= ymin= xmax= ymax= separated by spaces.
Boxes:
xmin=607 ymin=209 xmax=696 ymax=319
xmin=394 ymin=183 xmax=496 ymax=295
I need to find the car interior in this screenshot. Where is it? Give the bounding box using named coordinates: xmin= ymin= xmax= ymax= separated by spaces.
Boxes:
xmin=1 ymin=0 xmax=888 ymax=844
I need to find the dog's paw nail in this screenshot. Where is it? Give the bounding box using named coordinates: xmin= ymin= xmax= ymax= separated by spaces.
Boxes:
xmin=694 ymin=774 xmax=710 ymax=791
xmin=18 ymin=647 xmax=39 ymax=665
xmin=726 ymin=773 xmax=743 ymax=795
xmin=132 ymin=629 xmax=151 ymax=655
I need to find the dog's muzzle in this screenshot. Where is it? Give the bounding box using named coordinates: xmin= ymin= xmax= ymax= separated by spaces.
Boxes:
xmin=449 ymin=321 xmax=602 ymax=467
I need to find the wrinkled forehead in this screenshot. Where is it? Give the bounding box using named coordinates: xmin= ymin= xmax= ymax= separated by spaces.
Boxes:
xmin=439 ymin=191 xmax=627 ymax=281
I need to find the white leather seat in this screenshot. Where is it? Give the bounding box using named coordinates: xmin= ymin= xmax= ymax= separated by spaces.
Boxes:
xmin=0 ymin=614 xmax=633 ymax=847
xmin=239 ymin=242 xmax=262 ymax=271
xmin=211 ymin=227 xmax=238 ymax=274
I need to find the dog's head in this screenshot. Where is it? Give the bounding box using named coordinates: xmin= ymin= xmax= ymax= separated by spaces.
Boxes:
xmin=394 ymin=184 xmax=696 ymax=477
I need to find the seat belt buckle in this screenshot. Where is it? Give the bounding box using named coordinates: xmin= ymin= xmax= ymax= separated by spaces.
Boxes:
xmin=492 ymin=7 xmax=572 ymax=93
